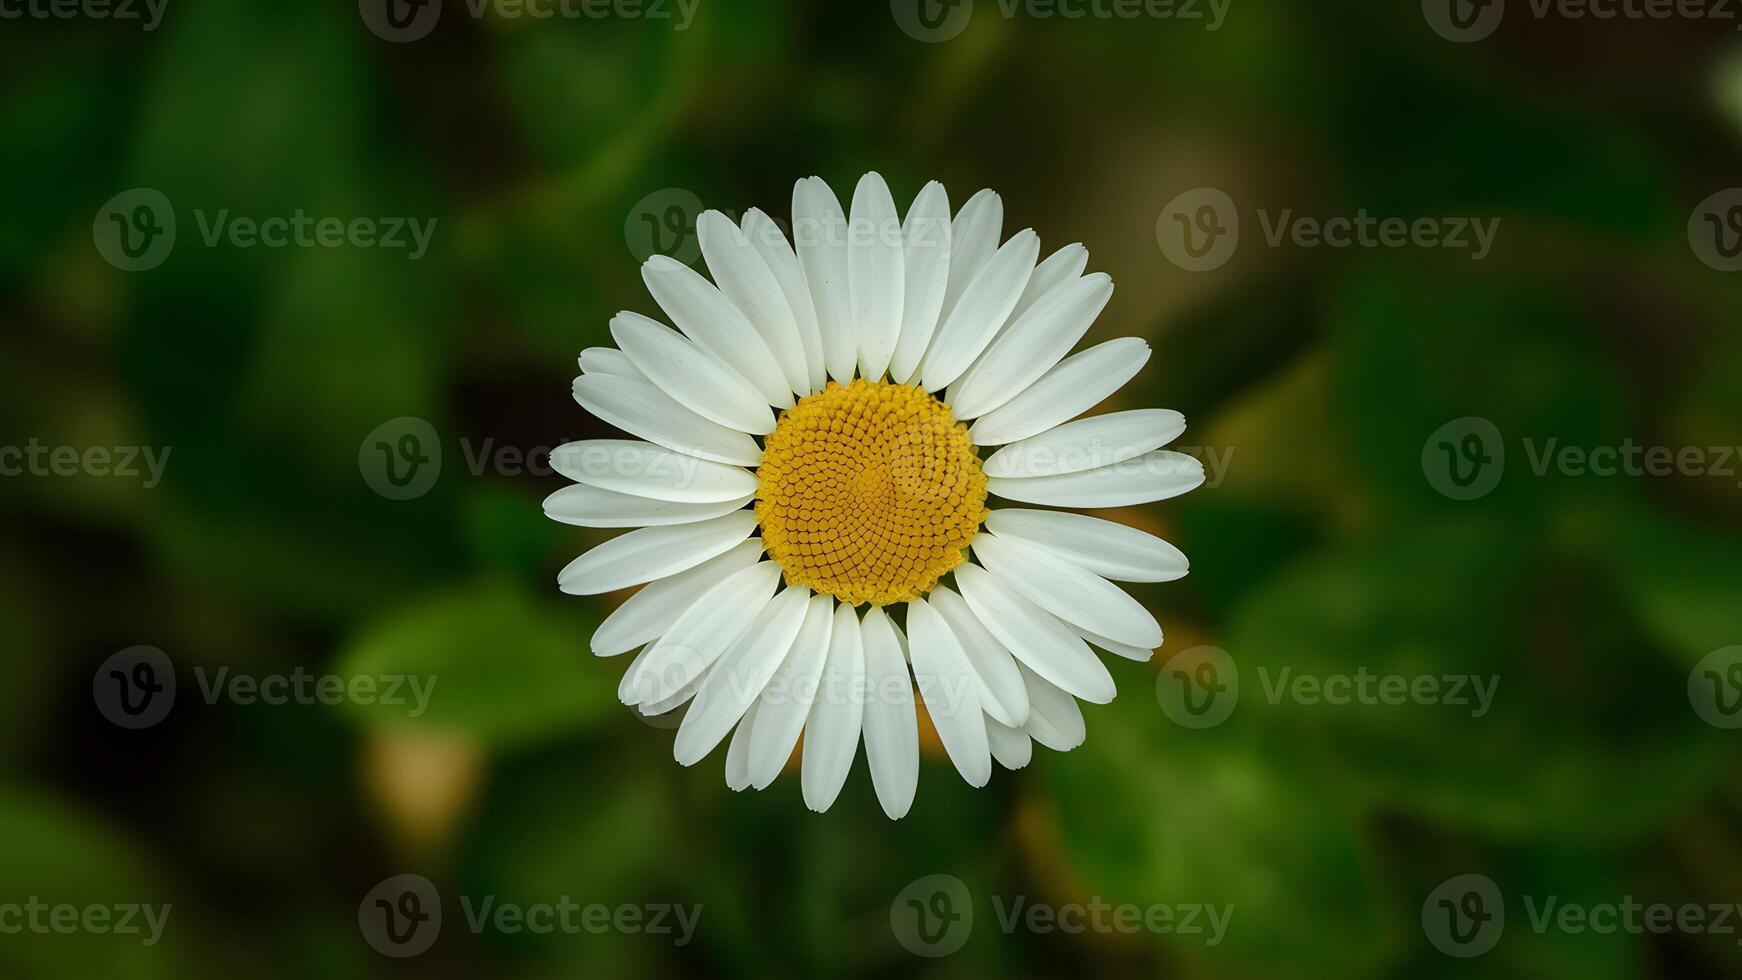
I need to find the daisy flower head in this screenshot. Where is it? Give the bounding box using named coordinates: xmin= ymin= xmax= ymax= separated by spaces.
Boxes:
xmin=547 ymin=172 xmax=1204 ymax=819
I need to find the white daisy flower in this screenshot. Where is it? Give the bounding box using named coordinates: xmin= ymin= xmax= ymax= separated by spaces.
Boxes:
xmin=547 ymin=172 xmax=1203 ymax=819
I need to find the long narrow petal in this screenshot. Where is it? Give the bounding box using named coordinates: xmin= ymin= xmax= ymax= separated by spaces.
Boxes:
xmin=748 ymin=595 xmax=834 ymax=789
xmin=699 ymin=210 xmax=811 ymax=395
xmin=950 ymin=273 xmax=1114 ymax=419
xmin=858 ymin=606 xmax=919 ymax=818
xmin=725 ymin=698 xmax=761 ymax=791
xmin=674 ymin=586 xmax=812 ymax=766
xmin=626 ymin=561 xmax=782 ymax=704
xmin=591 ymin=538 xmax=764 ymax=655
xmin=1009 ymin=243 xmax=1087 ymax=325
xmin=579 ymin=346 xmax=647 ymax=382
xmin=1073 ymin=624 xmax=1156 ymax=663
xmin=743 ymin=207 xmax=826 ymax=394
xmin=641 ymin=255 xmax=792 ymax=407
xmin=802 ymin=604 xmax=864 ymax=812
xmin=986 ymin=450 xmax=1205 ymax=508
xmin=1018 ymin=661 xmax=1087 ymax=751
xmin=557 ymin=511 xmax=758 ymax=596
xmin=926 ymin=585 xmax=1029 ymax=728
xmin=848 ymin=172 xmax=904 ymax=381
xmin=967 ymin=337 xmax=1150 ymax=447
xmin=986 ymin=717 xmax=1033 ymax=770
xmin=907 ymin=598 xmax=992 ymax=787
xmin=572 ymin=374 xmax=762 ymax=467
xmin=938 ymin=188 xmax=1002 ymax=325
xmin=550 ymin=439 xmax=759 ymax=505
xmin=984 ymin=508 xmax=1188 ymax=582
xmin=953 ymin=563 xmax=1115 ymax=704
xmin=793 ymin=177 xmax=857 ymax=384
xmin=920 ymin=230 xmax=1039 ymax=392
xmin=983 ymin=409 xmax=1185 ymax=478
xmin=543 ymin=484 xmax=752 ymax=528
xmin=889 ymin=181 xmax=951 ymax=384
xmin=612 ymin=312 xmax=774 ymax=435
xmin=972 ymin=532 xmax=1162 ymax=649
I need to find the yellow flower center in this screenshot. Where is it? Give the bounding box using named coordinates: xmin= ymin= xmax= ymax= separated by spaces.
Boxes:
xmin=755 ymin=379 xmax=989 ymax=606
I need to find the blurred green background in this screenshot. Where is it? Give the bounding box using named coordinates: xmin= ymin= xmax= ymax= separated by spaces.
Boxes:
xmin=5 ymin=0 xmax=1742 ymax=976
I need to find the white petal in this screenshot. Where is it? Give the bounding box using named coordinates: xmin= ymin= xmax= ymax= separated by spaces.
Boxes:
xmin=972 ymin=532 xmax=1161 ymax=649
xmin=983 ymin=409 xmax=1186 ymax=478
xmin=748 ymin=594 xmax=834 ymax=789
xmin=889 ymin=181 xmax=951 ymax=385
xmin=987 ymin=450 xmax=1204 ymax=508
xmin=792 ymin=177 xmax=856 ymax=384
xmin=725 ymin=697 xmax=761 ymax=791
xmin=674 ymin=586 xmax=812 ymax=766
xmin=859 ymin=606 xmax=918 ymax=819
xmin=591 ymin=538 xmax=764 ymax=656
xmin=801 ymin=604 xmax=864 ymax=812
xmin=1073 ymin=625 xmax=1155 ymax=662
xmin=986 ymin=718 xmax=1032 ymax=770
xmin=984 ymin=509 xmax=1188 ymax=583
xmin=968 ymin=337 xmax=1150 ymax=447
xmin=848 ymin=172 xmax=904 ymax=381
xmin=618 ymin=644 xmax=654 ymax=702
xmin=926 ymin=585 xmax=1029 ymax=728
xmin=1009 ymin=243 xmax=1087 ymax=325
xmin=639 ymin=678 xmax=700 ymax=718
xmin=907 ymin=598 xmax=992 ymax=787
xmin=557 ymin=511 xmax=758 ymax=596
xmin=551 ymin=439 xmax=758 ymax=505
xmin=698 ymin=210 xmax=811 ymax=396
xmin=579 ymin=346 xmax=647 ymax=382
xmin=938 ymin=188 xmax=1002 ymax=325
xmin=572 ymin=374 xmax=762 ymax=467
xmin=1018 ymin=661 xmax=1086 ymax=751
xmin=953 ymin=563 xmax=1115 ymax=704
xmin=611 ymin=312 xmax=775 ymax=435
xmin=641 ymin=254 xmax=793 ymax=408
xmin=543 ymin=483 xmax=752 ymax=528
xmin=950 ymin=273 xmax=1114 ymax=419
xmin=743 ymin=207 xmax=826 ymax=394
xmin=625 ymin=561 xmax=781 ymax=704
xmin=920 ymin=229 xmax=1039 ymax=391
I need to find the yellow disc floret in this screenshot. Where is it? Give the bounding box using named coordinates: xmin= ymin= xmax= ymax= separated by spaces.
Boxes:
xmin=756 ymin=379 xmax=989 ymax=606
